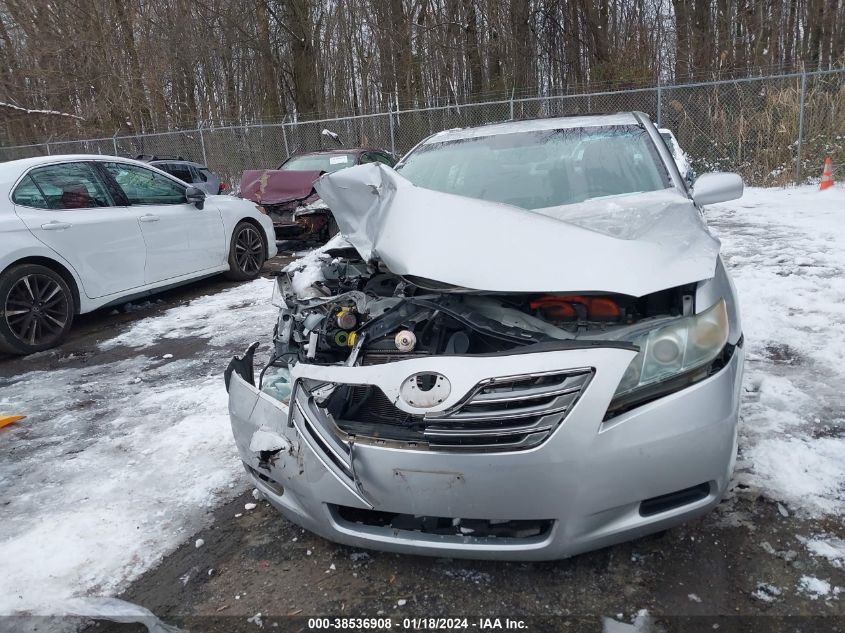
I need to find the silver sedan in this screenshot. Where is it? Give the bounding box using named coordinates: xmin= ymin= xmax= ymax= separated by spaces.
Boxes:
xmin=226 ymin=112 xmax=744 ymax=560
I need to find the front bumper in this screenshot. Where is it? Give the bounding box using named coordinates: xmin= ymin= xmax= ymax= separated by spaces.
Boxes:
xmin=269 ymin=209 xmax=328 ymax=241
xmin=228 ymin=345 xmax=743 ymax=561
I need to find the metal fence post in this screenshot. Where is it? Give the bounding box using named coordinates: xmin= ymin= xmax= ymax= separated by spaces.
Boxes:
xmin=656 ymin=82 xmax=662 ymax=126
xmin=388 ymin=96 xmax=396 ymax=156
xmin=112 ymin=131 xmax=118 ymax=155
xmin=281 ymin=115 xmax=290 ymax=158
xmin=509 ymin=89 xmax=515 ymax=120
xmin=45 ymin=141 xmax=51 ymax=155
xmin=795 ymin=71 xmax=807 ymax=183
xmin=198 ymin=124 xmax=208 ymax=166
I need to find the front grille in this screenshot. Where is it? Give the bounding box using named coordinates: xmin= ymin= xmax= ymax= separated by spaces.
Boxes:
xmin=333 ymin=368 xmax=592 ymax=452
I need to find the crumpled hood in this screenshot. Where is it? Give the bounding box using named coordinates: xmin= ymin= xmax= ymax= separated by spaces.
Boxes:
xmin=239 ymin=169 xmax=322 ymax=205
xmin=314 ymin=163 xmax=721 ymax=297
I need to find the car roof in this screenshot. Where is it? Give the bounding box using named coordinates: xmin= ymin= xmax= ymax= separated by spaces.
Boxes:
xmin=422 ymin=112 xmax=643 ymax=144
xmin=287 ymin=148 xmax=384 ymax=158
xmin=148 ymin=159 xmax=205 ymax=167
xmin=0 ymin=154 xmax=156 ymax=176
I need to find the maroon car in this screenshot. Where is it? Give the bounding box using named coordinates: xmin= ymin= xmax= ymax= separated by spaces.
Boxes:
xmin=240 ymin=148 xmax=396 ymax=242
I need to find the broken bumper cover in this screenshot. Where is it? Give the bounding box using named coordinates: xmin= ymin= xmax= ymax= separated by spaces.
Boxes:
xmin=268 ymin=204 xmax=330 ymax=241
xmin=228 ymin=346 xmax=743 ymax=561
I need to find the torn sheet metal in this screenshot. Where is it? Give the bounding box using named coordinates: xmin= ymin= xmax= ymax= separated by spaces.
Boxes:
xmin=314 ymin=164 xmax=720 ymax=297
xmin=240 ymin=169 xmax=321 ymax=205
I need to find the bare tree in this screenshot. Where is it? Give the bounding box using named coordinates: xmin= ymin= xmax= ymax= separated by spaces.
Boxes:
xmin=0 ymin=0 xmax=841 ymax=145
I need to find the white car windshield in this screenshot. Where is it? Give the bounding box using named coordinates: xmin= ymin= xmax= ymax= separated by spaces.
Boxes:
xmin=398 ymin=125 xmax=671 ymax=209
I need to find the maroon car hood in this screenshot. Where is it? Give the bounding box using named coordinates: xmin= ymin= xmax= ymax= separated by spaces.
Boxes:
xmin=239 ymin=169 xmax=322 ymax=205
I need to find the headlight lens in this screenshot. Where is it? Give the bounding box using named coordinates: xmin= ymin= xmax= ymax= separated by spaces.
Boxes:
xmin=613 ymin=298 xmax=729 ymax=400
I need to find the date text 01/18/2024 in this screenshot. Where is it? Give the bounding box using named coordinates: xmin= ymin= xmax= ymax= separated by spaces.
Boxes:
xmin=307 ymin=618 xmax=529 ymax=630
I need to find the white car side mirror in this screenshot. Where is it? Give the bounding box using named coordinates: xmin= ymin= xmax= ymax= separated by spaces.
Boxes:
xmin=185 ymin=186 xmax=206 ymax=210
xmin=691 ymin=172 xmax=744 ymax=206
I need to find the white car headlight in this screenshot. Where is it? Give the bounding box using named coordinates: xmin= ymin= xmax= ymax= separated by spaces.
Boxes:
xmin=612 ymin=298 xmax=730 ymax=403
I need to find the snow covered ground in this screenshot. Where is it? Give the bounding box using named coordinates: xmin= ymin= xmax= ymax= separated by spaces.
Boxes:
xmin=0 ymin=278 xmax=277 ymax=615
xmin=706 ymin=185 xmax=845 ymax=516
xmin=0 ymin=184 xmax=842 ymax=617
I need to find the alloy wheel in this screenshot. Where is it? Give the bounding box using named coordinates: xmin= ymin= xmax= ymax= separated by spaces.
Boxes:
xmin=234 ymin=226 xmax=263 ymax=275
xmin=4 ymin=274 xmax=70 ymax=346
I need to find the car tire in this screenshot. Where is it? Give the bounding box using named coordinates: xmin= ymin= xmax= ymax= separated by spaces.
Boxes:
xmin=225 ymin=221 xmax=267 ymax=281
xmin=0 ymin=264 xmax=74 ymax=355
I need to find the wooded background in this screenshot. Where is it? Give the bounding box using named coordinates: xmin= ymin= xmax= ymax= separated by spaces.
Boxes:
xmin=0 ymin=0 xmax=843 ymax=146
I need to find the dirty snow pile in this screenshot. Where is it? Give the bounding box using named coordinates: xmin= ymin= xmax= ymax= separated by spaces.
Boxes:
xmin=0 ymin=278 xmax=277 ymax=615
xmin=285 ymin=233 xmax=350 ymax=296
xmin=285 ymin=233 xmax=349 ymax=296
xmin=706 ymin=185 xmax=845 ymax=516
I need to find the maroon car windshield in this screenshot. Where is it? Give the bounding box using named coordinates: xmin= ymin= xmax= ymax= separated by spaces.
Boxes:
xmin=279 ymin=153 xmax=356 ymax=173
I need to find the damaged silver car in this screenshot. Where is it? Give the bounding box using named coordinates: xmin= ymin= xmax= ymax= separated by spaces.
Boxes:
xmin=226 ymin=112 xmax=745 ymax=560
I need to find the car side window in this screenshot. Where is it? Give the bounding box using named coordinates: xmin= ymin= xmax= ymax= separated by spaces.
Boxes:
xmin=374 ymin=153 xmax=395 ymax=166
xmin=361 ymin=152 xmax=393 ymax=166
xmin=193 ymin=166 xmax=208 ymax=182
xmin=167 ymin=163 xmax=193 ymax=184
xmin=11 ymin=175 xmax=49 ymax=208
xmin=103 ymin=162 xmax=186 ymax=205
xmin=25 ymin=162 xmax=113 ymax=210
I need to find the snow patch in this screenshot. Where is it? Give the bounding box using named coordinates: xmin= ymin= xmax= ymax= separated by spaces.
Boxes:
xmin=248 ymin=427 xmax=289 ymax=453
xmin=798 ymin=576 xmax=833 ymax=600
xmin=285 ymin=234 xmax=348 ymax=299
xmin=708 ymin=185 xmax=845 ymax=517
xmin=751 ymin=583 xmax=782 ymax=603
xmin=801 ymin=535 xmax=845 ymax=568
xmin=0 ymin=277 xmax=278 ymax=614
xmin=100 ymin=278 xmax=276 ymax=350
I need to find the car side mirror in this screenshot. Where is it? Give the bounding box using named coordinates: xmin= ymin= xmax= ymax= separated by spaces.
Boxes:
xmin=691 ymin=172 xmax=743 ymax=206
xmin=185 ymin=186 xmax=206 ymax=209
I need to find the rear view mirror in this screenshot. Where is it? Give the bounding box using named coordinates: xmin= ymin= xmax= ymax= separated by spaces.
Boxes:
xmin=186 ymin=186 xmax=206 ymax=209
xmin=691 ymin=172 xmax=743 ymax=206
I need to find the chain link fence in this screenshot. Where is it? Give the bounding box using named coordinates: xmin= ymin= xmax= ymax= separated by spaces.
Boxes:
xmin=2 ymin=70 xmax=842 ymax=186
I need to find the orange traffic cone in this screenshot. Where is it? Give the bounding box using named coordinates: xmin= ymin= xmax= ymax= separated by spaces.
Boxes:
xmin=0 ymin=415 xmax=25 ymax=429
xmin=820 ymin=157 xmax=834 ymax=190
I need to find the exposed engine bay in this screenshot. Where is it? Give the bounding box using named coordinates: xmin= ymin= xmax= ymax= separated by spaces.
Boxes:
xmin=271 ymin=237 xmax=695 ymax=371
xmin=249 ymin=161 xmax=737 ymax=449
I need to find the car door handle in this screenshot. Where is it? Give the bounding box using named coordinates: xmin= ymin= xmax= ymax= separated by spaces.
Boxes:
xmin=41 ymin=221 xmax=71 ymax=231
xmin=139 ymin=214 xmax=160 ymax=223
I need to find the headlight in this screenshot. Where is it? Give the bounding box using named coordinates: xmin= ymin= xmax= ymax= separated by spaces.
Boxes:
xmin=608 ymin=299 xmax=729 ymax=415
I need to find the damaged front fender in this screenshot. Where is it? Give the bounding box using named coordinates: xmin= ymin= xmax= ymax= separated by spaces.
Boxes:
xmin=228 ymin=370 xmax=372 ymax=509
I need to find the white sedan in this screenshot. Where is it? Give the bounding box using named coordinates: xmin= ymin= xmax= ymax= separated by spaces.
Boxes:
xmin=0 ymin=155 xmax=277 ymax=355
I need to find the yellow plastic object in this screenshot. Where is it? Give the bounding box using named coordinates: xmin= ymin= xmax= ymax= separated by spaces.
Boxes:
xmin=347 ymin=331 xmax=357 ymax=348
xmin=0 ymin=415 xmax=25 ymax=429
